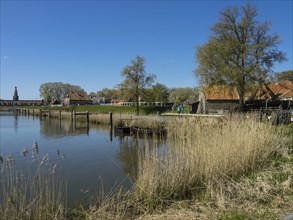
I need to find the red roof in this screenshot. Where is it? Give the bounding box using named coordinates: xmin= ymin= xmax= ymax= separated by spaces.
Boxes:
xmin=203 ymin=85 xmax=239 ymax=100
xmin=254 ymin=80 xmax=293 ymax=100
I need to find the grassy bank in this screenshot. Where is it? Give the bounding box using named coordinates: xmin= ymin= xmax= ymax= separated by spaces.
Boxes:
xmin=15 ymin=108 xmax=168 ymax=128
xmin=27 ymin=105 xmax=172 ymax=115
xmin=0 ymin=115 xmax=292 ymax=219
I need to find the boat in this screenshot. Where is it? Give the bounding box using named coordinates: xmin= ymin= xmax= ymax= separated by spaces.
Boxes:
xmin=114 ymin=126 xmax=131 ymax=134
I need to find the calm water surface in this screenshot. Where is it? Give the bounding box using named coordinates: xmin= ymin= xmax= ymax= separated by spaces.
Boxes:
xmin=0 ymin=112 xmax=165 ymax=205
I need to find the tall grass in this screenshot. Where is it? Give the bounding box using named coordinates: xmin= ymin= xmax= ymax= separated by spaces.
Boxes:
xmin=1 ymin=113 xmax=288 ymax=219
xmin=0 ymin=152 xmax=66 ymax=219
xmin=133 ymin=114 xmax=282 ymax=207
xmin=86 ymin=114 xmax=286 ymax=218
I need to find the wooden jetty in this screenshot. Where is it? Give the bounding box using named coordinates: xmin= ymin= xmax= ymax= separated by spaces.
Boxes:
xmin=40 ymin=109 xmax=51 ymax=118
xmin=72 ymin=111 xmax=90 ymax=125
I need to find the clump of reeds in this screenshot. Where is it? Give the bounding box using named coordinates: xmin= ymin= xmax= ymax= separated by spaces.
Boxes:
xmin=133 ymin=114 xmax=284 ymax=207
xmin=129 ymin=117 xmax=166 ymax=129
xmin=75 ymin=114 xmax=291 ymax=219
xmin=0 ymin=143 xmax=66 ymax=219
xmin=91 ymin=113 xmax=128 ymax=125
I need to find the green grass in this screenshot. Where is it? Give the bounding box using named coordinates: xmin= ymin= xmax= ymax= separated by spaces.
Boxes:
xmin=29 ymin=105 xmax=172 ymax=115
xmin=218 ymin=210 xmax=249 ymax=220
xmin=29 ymin=105 xmax=74 ymax=112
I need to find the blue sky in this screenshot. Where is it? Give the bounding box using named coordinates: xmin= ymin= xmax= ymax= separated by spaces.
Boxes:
xmin=1 ymin=0 xmax=292 ymax=100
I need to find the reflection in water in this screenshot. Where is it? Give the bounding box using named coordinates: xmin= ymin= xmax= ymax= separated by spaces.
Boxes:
xmin=1 ymin=112 xmax=168 ymax=205
xmin=116 ymin=134 xmax=167 ymax=180
xmin=116 ymin=135 xmax=139 ymax=179
xmin=14 ymin=114 xmax=18 ymax=133
xmin=40 ymin=117 xmax=91 ymax=138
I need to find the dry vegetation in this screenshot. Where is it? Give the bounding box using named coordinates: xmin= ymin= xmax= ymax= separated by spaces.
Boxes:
xmin=0 ymin=153 xmax=66 ymax=220
xmin=1 ymin=113 xmax=292 ymax=219
xmin=86 ymin=114 xmax=293 ymax=219
xmin=136 ymin=115 xmax=278 ymax=201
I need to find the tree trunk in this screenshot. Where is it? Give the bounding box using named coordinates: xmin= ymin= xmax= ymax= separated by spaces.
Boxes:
xmin=136 ymin=96 xmax=139 ymax=115
xmin=136 ymin=86 xmax=139 ymax=115
xmin=238 ymin=83 xmax=245 ymax=112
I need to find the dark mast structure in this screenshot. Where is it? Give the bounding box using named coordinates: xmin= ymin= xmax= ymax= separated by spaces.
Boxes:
xmin=13 ymin=86 xmax=19 ymax=101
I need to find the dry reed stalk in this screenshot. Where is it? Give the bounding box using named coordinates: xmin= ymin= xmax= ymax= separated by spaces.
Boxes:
xmin=134 ymin=114 xmax=282 ymax=205
xmin=77 ymin=114 xmax=291 ymax=219
xmin=0 ymin=152 xmax=66 ymax=219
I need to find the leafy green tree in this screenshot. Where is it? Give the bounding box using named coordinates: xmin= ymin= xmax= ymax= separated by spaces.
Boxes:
xmin=89 ymin=92 xmax=97 ymax=97
xmin=114 ymin=84 xmax=132 ymax=101
xmin=39 ymin=82 xmax=85 ymax=103
xmin=96 ymin=88 xmax=116 ymax=99
xmin=275 ymin=70 xmax=293 ymax=82
xmin=168 ymin=87 xmax=198 ymax=105
xmin=120 ymin=56 xmax=156 ymax=115
xmin=195 ymin=3 xmax=286 ymax=110
xmin=146 ymin=83 xmax=169 ymax=102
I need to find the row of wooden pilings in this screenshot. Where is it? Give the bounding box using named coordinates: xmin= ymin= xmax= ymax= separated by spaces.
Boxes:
xmin=15 ymin=108 xmax=114 ymax=127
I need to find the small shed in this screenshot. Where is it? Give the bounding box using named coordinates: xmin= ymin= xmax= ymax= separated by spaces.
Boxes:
xmin=196 ymin=85 xmax=240 ymax=114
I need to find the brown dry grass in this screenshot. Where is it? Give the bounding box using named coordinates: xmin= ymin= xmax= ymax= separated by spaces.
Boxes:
xmin=86 ymin=114 xmax=292 ymax=219
xmin=0 ymin=154 xmax=66 ymax=220
xmin=4 ymin=112 xmax=291 ymax=219
xmin=134 ymin=114 xmax=279 ymax=203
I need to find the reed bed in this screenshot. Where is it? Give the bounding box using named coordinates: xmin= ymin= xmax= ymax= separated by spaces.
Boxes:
xmin=133 ymin=114 xmax=283 ymax=206
xmin=0 ymin=149 xmax=66 ymax=219
xmin=86 ymin=114 xmax=288 ymax=219
xmin=1 ymin=113 xmax=290 ymax=219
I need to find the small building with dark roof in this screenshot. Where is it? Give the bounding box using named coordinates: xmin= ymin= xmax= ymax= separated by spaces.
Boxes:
xmin=63 ymin=91 xmax=93 ymax=106
xmin=194 ymin=85 xmax=240 ymax=114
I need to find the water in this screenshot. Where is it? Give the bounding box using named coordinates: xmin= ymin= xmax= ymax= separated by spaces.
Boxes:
xmin=0 ymin=112 xmax=164 ymax=205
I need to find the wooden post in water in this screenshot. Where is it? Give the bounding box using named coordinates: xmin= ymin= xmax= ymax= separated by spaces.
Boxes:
xmin=59 ymin=110 xmax=62 ymax=121
xmin=70 ymin=111 xmax=73 ymax=123
xmin=109 ymin=127 xmax=113 ymax=142
xmin=109 ymin=112 xmax=113 ymax=142
xmin=39 ymin=109 xmax=42 ymax=119
xmin=86 ymin=111 xmax=90 ymax=135
xmin=86 ymin=111 xmax=89 ymax=125
xmin=48 ymin=109 xmax=51 ymax=119
xmin=110 ymin=112 xmax=113 ymax=128
xmin=32 ymin=108 xmax=35 ymax=119
xmin=73 ymin=110 xmax=76 ymax=124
